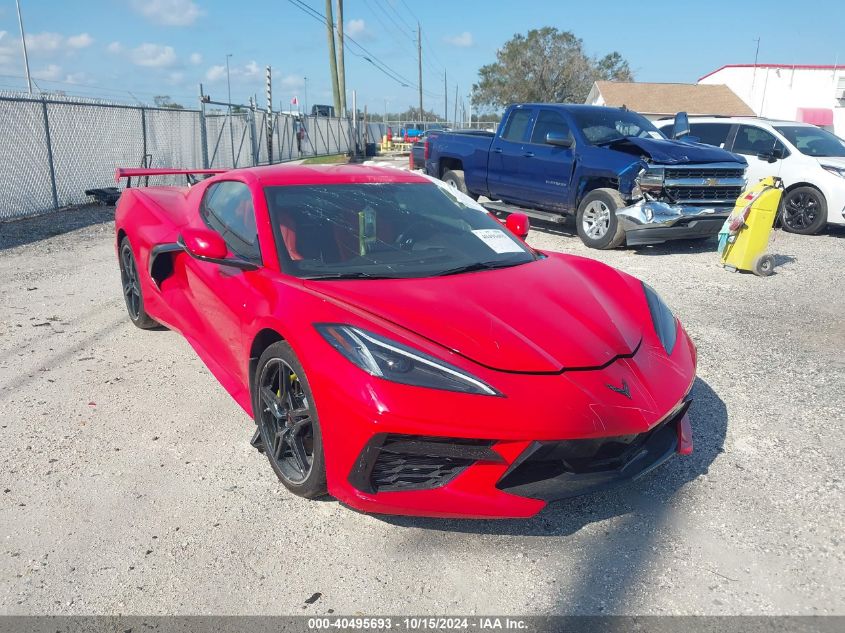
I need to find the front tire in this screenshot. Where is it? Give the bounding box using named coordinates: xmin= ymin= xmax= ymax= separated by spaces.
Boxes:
xmin=119 ymin=237 xmax=158 ymax=329
xmin=442 ymin=169 xmax=479 ymax=201
xmin=780 ymin=186 xmax=827 ymax=235
xmin=253 ymin=341 xmax=327 ymax=499
xmin=576 ymin=189 xmax=626 ymax=249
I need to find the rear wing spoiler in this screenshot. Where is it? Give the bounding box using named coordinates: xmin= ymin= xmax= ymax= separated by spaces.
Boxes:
xmin=114 ymin=167 xmax=229 ymax=187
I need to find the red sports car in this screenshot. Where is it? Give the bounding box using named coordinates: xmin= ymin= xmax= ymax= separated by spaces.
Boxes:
xmin=114 ymin=164 xmax=694 ymax=519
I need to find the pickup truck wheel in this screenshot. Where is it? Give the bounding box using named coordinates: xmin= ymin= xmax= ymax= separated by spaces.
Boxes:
xmin=576 ymin=189 xmax=626 ymax=249
xmin=442 ymin=169 xmax=479 ymax=201
xmin=779 ymin=186 xmax=827 ymax=235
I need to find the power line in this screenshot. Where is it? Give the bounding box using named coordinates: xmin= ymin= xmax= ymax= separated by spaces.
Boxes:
xmin=386 ymin=0 xmax=415 ymax=34
xmin=287 ymin=0 xmax=430 ymax=94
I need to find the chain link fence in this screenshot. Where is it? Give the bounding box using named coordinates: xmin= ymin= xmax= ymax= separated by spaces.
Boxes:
xmin=0 ymin=92 xmax=359 ymax=221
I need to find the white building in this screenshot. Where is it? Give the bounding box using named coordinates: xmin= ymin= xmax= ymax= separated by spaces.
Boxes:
xmin=698 ymin=64 xmax=845 ymax=136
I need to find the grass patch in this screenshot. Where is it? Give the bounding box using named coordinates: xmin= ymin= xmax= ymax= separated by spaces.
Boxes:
xmin=301 ymin=154 xmax=349 ymax=165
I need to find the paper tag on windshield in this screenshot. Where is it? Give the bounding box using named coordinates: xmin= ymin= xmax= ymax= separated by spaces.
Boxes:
xmin=471 ymin=229 xmax=523 ymax=254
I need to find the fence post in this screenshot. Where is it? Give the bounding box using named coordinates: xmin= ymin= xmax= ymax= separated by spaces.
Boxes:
xmin=198 ymin=83 xmax=209 ymax=168
xmin=40 ymin=98 xmax=59 ymax=210
xmin=248 ymin=97 xmax=259 ymax=166
xmin=140 ymin=107 xmax=148 ymax=165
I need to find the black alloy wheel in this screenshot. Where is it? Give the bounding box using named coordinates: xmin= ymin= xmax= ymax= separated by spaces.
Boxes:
xmin=119 ymin=238 xmax=158 ymax=329
xmin=254 ymin=342 xmax=326 ymax=498
xmin=780 ymin=187 xmax=827 ymax=235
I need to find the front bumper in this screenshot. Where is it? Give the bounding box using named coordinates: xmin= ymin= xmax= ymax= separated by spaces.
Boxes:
xmin=311 ymin=329 xmax=698 ymax=519
xmin=617 ymin=199 xmax=730 ymax=246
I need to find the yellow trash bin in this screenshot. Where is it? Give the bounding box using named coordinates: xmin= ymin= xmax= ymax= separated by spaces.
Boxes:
xmin=719 ymin=176 xmax=783 ymax=277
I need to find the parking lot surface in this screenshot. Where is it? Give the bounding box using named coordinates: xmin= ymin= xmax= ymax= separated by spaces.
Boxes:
xmin=1 ymin=204 xmax=843 ymax=615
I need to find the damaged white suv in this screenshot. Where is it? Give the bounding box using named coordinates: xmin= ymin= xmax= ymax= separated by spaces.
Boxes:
xmin=657 ymin=117 xmax=845 ymax=235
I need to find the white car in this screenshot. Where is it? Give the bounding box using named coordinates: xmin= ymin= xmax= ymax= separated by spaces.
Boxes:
xmin=656 ymin=117 xmax=845 ymax=234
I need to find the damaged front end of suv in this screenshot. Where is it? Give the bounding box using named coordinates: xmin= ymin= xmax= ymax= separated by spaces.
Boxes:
xmin=611 ymin=137 xmax=748 ymax=246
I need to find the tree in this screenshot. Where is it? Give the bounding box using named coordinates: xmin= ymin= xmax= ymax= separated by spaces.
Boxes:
xmin=472 ymin=27 xmax=633 ymax=110
xmin=153 ymin=95 xmax=185 ymax=109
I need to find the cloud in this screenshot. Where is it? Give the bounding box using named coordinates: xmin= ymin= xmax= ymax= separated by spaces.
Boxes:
xmin=32 ymin=64 xmax=63 ymax=81
xmin=167 ymin=71 xmax=185 ymax=85
xmin=25 ymin=32 xmax=64 ymax=53
xmin=281 ymin=75 xmax=304 ymax=90
xmin=444 ymin=31 xmax=473 ymax=47
xmin=243 ymin=60 xmax=260 ymax=78
xmin=107 ymin=41 xmax=123 ymax=54
xmin=131 ymin=43 xmax=177 ymax=68
xmin=65 ymin=71 xmax=93 ymax=85
xmin=131 ymin=0 xmax=203 ymax=26
xmin=205 ymin=60 xmax=261 ymax=82
xmin=0 ymin=30 xmax=15 ymax=66
xmin=346 ymin=18 xmax=372 ymax=40
xmin=23 ymin=31 xmax=94 ymax=55
xmin=205 ymin=64 xmax=226 ymax=81
xmin=67 ymin=33 xmax=93 ymax=49
xmin=189 ymin=52 xmax=202 ymax=65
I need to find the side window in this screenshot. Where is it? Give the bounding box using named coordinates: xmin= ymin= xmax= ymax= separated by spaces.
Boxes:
xmin=501 ymin=109 xmax=534 ymax=143
xmin=689 ymin=123 xmax=733 ymax=148
xmin=732 ymin=125 xmax=786 ymax=157
xmin=530 ymin=110 xmax=571 ymax=144
xmin=200 ymin=181 xmax=262 ymax=263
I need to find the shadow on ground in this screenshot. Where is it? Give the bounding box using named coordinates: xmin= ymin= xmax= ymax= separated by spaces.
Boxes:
xmin=0 ymin=204 xmax=114 ymax=251
xmin=376 ymin=377 xmax=727 ymax=540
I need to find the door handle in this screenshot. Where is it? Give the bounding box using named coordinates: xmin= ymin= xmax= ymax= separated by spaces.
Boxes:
xmin=492 ymin=147 xmax=503 ymax=153
xmin=523 ymin=152 xmax=535 ymax=158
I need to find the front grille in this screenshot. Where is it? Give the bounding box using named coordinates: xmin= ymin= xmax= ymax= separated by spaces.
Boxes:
xmin=665 ymin=186 xmax=742 ymax=203
xmin=349 ymin=434 xmax=502 ymax=493
xmin=665 ymin=167 xmax=745 ymax=179
xmin=496 ymin=400 xmax=690 ymax=501
xmin=371 ymin=450 xmax=474 ymax=491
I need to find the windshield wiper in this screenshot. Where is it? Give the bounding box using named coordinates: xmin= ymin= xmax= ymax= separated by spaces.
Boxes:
xmin=302 ymin=272 xmax=396 ymax=280
xmin=435 ymin=260 xmax=527 ymax=277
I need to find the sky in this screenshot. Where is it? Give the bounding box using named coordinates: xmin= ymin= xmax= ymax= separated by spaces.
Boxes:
xmin=0 ymin=0 xmax=844 ymax=115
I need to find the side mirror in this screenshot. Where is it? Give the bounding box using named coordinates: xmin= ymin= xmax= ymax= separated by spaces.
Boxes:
xmin=673 ymin=111 xmax=691 ymax=139
xmin=545 ymin=131 xmax=573 ymax=148
xmin=506 ymin=212 xmax=530 ymax=240
xmin=178 ymin=228 xmax=258 ymax=271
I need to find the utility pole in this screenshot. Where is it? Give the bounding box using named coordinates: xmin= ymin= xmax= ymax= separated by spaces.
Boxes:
xmin=226 ymin=53 xmax=235 ymax=167
xmin=15 ymin=0 xmax=33 ymax=94
xmin=417 ymin=23 xmax=423 ymax=122
xmin=266 ymin=65 xmax=273 ymax=164
xmin=336 ymin=0 xmax=346 ymax=117
xmin=453 ymin=84 xmax=458 ymax=128
xmin=751 ymin=37 xmax=761 ymax=101
xmin=444 ymin=71 xmax=447 ymax=123
xmin=325 ymin=0 xmax=341 ymax=116
xmin=304 ymin=76 xmax=308 ymax=115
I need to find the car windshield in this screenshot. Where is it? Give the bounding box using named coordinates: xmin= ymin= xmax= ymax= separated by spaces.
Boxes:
xmin=774 ymin=125 xmax=845 ymax=157
xmin=570 ymin=108 xmax=665 ymax=145
xmin=265 ymin=182 xmax=536 ymax=279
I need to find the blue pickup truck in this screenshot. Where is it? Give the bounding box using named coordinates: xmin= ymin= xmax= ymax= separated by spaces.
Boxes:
xmin=425 ymin=104 xmax=747 ymax=249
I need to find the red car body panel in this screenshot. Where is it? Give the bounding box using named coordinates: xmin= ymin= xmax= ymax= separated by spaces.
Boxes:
xmin=115 ymin=164 xmax=696 ymax=519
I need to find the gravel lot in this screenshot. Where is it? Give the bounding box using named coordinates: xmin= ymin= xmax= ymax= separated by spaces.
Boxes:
xmin=1 ymin=200 xmax=843 ymax=616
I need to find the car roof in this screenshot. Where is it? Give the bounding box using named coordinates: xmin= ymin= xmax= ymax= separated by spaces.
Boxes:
xmin=657 ymin=116 xmax=813 ymax=128
xmin=516 ymin=103 xmax=631 ymax=114
xmin=242 ymin=163 xmax=430 ymax=187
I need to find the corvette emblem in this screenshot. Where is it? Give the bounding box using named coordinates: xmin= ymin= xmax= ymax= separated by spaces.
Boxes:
xmin=606 ymin=380 xmax=631 ymax=399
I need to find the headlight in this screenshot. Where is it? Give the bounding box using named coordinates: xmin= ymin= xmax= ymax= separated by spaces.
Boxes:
xmin=636 ymin=167 xmax=664 ymax=192
xmin=642 ymin=283 xmax=677 ymax=355
xmin=821 ymin=164 xmax=845 ymax=179
xmin=315 ymin=324 xmax=502 ymax=396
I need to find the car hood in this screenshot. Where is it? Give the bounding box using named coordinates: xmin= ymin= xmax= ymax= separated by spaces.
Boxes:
xmin=303 ymin=255 xmax=644 ymax=373
xmin=608 ymin=136 xmax=746 ymax=165
xmin=817 ymin=156 xmax=845 ymax=169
